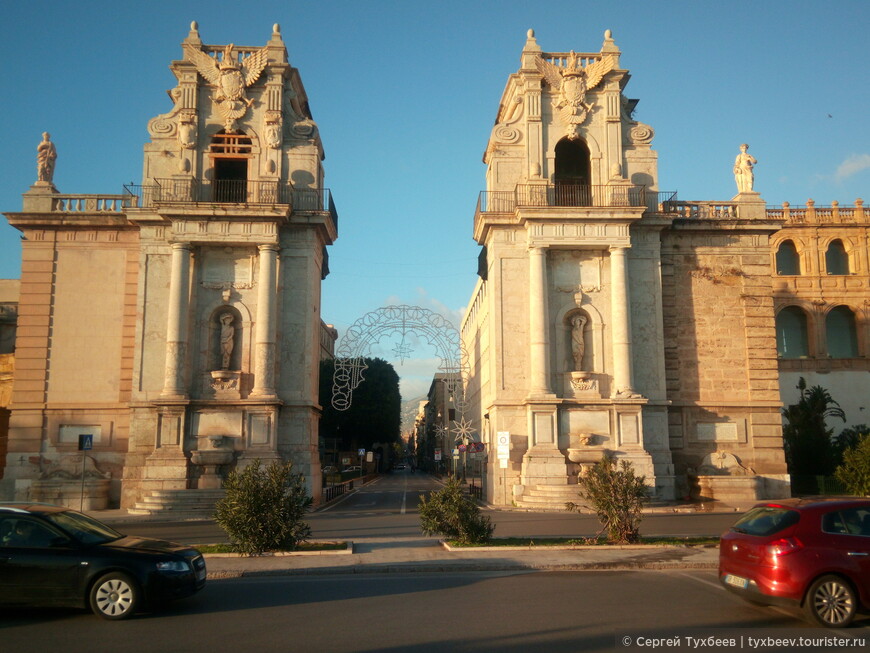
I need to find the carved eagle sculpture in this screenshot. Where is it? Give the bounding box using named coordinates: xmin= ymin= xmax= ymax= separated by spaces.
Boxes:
xmin=184 ymin=43 xmax=269 ymax=130
xmin=536 ymin=52 xmax=614 ymax=137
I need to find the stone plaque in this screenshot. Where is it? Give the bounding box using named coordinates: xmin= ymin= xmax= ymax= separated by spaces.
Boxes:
xmin=202 ymin=251 xmax=253 ymax=286
xmin=248 ymin=413 xmax=272 ymax=446
xmin=619 ymin=413 xmax=640 ymax=445
xmin=697 ymin=422 xmax=739 ymax=442
xmin=192 ymin=411 xmax=242 ymax=438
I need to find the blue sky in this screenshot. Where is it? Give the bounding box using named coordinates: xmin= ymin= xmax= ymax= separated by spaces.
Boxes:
xmin=1 ymin=1 xmax=868 ymax=401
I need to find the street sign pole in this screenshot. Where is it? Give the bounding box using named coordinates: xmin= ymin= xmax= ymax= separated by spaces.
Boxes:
xmin=78 ymin=434 xmax=93 ymax=511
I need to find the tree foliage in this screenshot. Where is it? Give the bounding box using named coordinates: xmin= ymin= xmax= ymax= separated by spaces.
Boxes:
xmin=319 ymin=358 xmax=402 ymax=451
xmin=782 ymin=378 xmax=846 ymax=477
xmin=835 ymin=435 xmax=870 ymax=497
xmin=834 ymin=424 xmax=870 ymax=453
xmin=418 ymin=477 xmax=494 ymax=545
xmin=566 ymin=456 xmax=648 ymax=544
xmin=214 ymin=459 xmax=312 ymax=556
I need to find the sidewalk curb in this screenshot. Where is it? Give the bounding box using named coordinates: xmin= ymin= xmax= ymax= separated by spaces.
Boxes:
xmin=206 ymin=560 xmax=719 ymax=579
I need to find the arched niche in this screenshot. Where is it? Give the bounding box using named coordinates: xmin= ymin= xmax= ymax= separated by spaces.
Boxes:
xmin=209 ymin=305 xmax=244 ymax=372
xmin=205 ymin=128 xmax=262 ymax=202
xmin=775 ymin=239 xmax=801 ymax=275
xmin=826 ymin=305 xmax=859 ymax=358
xmin=775 ymin=306 xmax=810 ymax=358
xmin=555 ymin=303 xmax=604 ymax=375
xmin=824 ymin=239 xmax=850 ymax=275
xmin=554 ymin=138 xmax=591 ymax=206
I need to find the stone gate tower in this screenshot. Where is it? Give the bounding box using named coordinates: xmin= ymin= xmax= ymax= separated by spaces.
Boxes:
xmin=461 ymin=30 xmax=788 ymax=507
xmin=1 ymin=23 xmax=337 ymax=509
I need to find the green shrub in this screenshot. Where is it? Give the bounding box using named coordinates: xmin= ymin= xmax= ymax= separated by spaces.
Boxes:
xmin=214 ymin=458 xmax=312 ymax=556
xmin=835 ymin=436 xmax=870 ymax=497
xmin=418 ymin=477 xmax=494 ymax=545
xmin=566 ymin=456 xmax=648 ymax=544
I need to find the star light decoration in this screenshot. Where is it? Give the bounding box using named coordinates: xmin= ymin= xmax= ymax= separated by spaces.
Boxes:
xmin=434 ymin=424 xmax=448 ymax=438
xmin=392 ymin=339 xmax=414 ymax=364
xmin=452 ymin=416 xmax=477 ymax=443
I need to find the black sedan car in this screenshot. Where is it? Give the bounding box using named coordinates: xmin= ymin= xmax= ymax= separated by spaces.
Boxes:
xmin=0 ymin=504 xmax=206 ymax=619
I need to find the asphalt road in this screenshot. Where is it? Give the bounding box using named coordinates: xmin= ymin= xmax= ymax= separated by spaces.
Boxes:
xmin=107 ymin=471 xmax=742 ymax=545
xmin=3 ymin=570 xmax=867 ymax=652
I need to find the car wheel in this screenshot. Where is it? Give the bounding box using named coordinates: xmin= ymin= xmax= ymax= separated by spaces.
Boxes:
xmin=803 ymin=574 xmax=857 ymax=627
xmin=89 ymin=572 xmax=139 ymax=620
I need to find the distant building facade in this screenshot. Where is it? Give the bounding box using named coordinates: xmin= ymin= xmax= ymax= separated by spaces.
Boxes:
xmin=459 ymin=31 xmax=868 ymax=508
xmin=0 ymin=24 xmax=337 ymax=509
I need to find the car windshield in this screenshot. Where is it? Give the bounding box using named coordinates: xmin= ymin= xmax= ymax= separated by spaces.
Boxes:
xmin=43 ymin=510 xmax=124 ymax=545
xmin=731 ymin=506 xmax=800 ymax=536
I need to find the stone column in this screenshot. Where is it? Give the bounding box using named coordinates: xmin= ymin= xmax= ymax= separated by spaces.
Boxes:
xmin=528 ymin=245 xmax=552 ymax=397
xmin=610 ymin=246 xmax=634 ymax=395
xmin=161 ymin=242 xmax=192 ymax=398
xmin=251 ymin=244 xmax=279 ymax=397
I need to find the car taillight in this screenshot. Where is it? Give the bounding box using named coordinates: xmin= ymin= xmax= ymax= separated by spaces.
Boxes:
xmin=766 ymin=537 xmax=803 ymax=562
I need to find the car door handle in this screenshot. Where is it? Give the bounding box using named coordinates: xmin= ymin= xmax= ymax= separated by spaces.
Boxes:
xmin=847 ymin=552 xmax=869 ymax=556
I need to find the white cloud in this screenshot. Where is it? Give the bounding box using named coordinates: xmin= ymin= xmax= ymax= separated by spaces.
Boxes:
xmin=835 ymin=154 xmax=870 ymax=182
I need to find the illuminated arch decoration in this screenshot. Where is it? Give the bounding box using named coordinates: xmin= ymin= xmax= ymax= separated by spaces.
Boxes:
xmin=331 ymin=305 xmax=468 ymax=414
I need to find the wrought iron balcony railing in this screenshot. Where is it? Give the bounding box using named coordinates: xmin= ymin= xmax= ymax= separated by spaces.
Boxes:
xmin=476 ymin=184 xmax=649 ymax=216
xmin=123 ymin=180 xmax=337 ymax=226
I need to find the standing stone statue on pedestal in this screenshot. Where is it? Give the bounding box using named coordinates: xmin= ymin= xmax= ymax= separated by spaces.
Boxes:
xmin=733 ymin=143 xmax=757 ymax=194
xmin=571 ymin=314 xmax=587 ymax=371
xmin=37 ymin=132 xmax=57 ymax=183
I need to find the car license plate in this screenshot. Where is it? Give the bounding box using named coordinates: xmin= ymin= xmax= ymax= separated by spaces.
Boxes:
xmin=725 ymin=574 xmax=748 ymax=589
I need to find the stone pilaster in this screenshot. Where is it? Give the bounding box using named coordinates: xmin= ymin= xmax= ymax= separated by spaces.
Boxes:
xmin=251 ymin=244 xmax=279 ymax=398
xmin=609 ymin=245 xmax=634 ymax=395
xmin=528 ymin=245 xmax=553 ymax=398
xmin=161 ymin=243 xmax=192 ymax=398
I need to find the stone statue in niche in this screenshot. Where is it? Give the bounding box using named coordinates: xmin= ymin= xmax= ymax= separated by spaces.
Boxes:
xmin=219 ymin=313 xmax=235 ymax=369
xmin=37 ymin=132 xmax=57 ymax=183
xmin=570 ymin=314 xmax=587 ymax=371
xmin=733 ymin=143 xmax=757 ymax=193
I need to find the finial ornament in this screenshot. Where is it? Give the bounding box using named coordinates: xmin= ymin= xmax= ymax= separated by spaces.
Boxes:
xmin=273 ymin=23 xmax=280 ymax=34
xmin=733 ymin=143 xmax=757 ymax=193
xmin=528 ymin=29 xmax=535 ymax=38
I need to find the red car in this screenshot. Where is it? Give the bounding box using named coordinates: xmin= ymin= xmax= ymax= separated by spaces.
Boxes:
xmin=719 ymin=498 xmax=870 ymax=627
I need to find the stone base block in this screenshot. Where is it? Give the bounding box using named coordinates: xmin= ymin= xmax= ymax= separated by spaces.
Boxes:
xmin=521 ymin=448 xmax=569 ymax=486
xmin=31 ymin=478 xmax=111 ymax=510
xmin=697 ymin=475 xmax=759 ymax=508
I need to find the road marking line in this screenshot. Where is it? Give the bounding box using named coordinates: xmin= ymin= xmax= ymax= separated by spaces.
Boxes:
xmin=675 ymin=571 xmax=721 ymax=591
xmin=401 ymin=473 xmax=407 ymax=514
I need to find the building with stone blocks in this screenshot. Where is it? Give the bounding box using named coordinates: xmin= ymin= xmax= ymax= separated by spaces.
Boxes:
xmin=0 ymin=23 xmax=337 ymax=510
xmin=771 ymin=202 xmax=870 ymax=429
xmin=460 ymin=30 xmax=808 ymax=508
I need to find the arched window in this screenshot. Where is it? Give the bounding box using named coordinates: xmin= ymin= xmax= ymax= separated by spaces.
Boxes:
xmin=210 ymin=131 xmax=252 ymax=202
xmin=825 ymin=240 xmax=850 ymax=275
xmin=554 ymin=138 xmax=591 ymax=206
xmin=775 ymin=240 xmax=801 ymax=275
xmin=826 ymin=306 xmax=858 ymax=358
xmin=776 ymin=306 xmax=809 ymax=358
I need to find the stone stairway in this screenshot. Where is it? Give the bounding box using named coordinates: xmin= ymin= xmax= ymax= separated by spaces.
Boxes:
xmin=513 ymin=484 xmax=592 ymax=512
xmin=127 ymin=489 xmax=225 ymax=517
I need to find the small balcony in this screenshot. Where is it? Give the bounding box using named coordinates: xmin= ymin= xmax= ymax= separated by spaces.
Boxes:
xmin=475 ymin=183 xmax=650 ymax=219
xmin=124 ymin=179 xmax=337 ymax=226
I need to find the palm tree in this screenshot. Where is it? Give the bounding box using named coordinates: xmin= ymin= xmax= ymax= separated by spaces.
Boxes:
xmin=782 ymin=377 xmax=846 ymax=477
